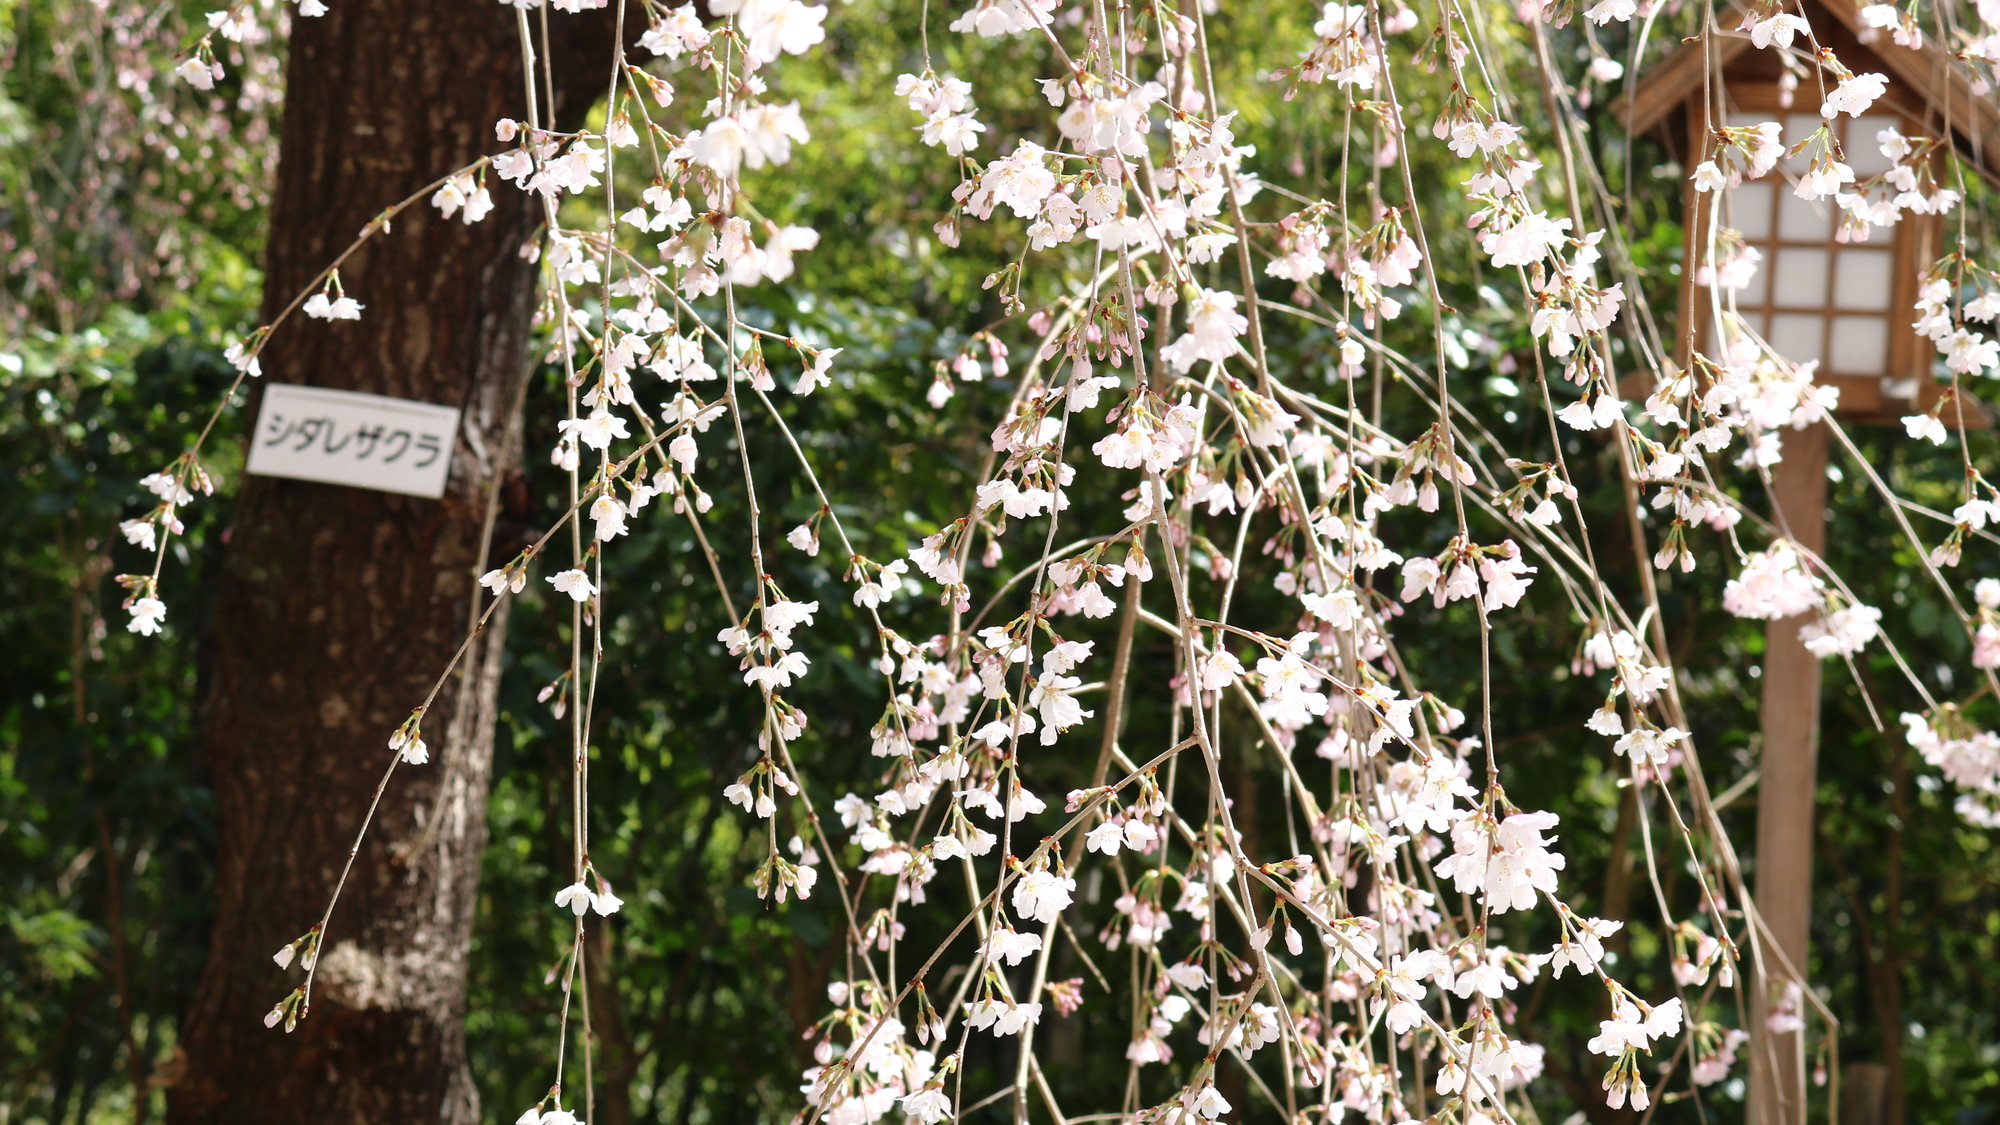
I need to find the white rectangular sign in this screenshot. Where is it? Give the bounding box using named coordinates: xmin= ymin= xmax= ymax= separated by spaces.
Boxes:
xmin=246 ymin=384 xmax=460 ymax=499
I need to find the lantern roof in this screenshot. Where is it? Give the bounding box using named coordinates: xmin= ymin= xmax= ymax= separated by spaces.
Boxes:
xmin=1618 ymin=0 xmax=2000 ymax=178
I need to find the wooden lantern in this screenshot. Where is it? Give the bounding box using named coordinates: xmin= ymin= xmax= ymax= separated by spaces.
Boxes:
xmin=1624 ymin=0 xmax=2000 ymax=423
xmin=1619 ymin=5 xmax=1999 ymax=1122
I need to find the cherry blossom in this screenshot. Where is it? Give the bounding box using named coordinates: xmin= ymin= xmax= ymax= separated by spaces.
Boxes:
xmin=1010 ymin=868 xmax=1074 ymax=924
xmin=548 ymin=569 xmax=597 ymax=603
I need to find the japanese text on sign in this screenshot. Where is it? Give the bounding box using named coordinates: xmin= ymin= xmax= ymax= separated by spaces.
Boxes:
xmin=246 ymin=384 xmax=460 ymax=498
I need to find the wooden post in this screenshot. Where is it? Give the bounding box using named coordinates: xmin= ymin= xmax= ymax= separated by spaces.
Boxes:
xmin=1749 ymin=421 xmax=1829 ymax=1125
xmin=1840 ymin=1063 xmax=1893 ymax=1125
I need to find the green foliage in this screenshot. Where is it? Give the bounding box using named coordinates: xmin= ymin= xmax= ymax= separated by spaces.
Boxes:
xmin=2 ymin=4 xmax=264 ymax=1114
xmin=0 ymin=324 xmax=242 ymax=1122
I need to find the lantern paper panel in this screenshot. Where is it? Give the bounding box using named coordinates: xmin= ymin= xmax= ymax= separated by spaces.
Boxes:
xmin=1702 ymin=111 xmax=1905 ymax=382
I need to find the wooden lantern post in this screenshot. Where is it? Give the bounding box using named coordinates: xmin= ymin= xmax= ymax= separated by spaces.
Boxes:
xmin=1754 ymin=420 xmax=1829 ymax=1125
xmin=1619 ymin=4 xmax=2000 ymax=1122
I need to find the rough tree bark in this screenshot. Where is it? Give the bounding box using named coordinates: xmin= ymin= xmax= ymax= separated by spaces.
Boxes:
xmin=166 ymin=4 xmax=611 ymax=1122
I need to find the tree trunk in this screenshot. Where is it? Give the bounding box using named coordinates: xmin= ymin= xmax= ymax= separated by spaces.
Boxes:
xmin=166 ymin=3 xmax=611 ymax=1122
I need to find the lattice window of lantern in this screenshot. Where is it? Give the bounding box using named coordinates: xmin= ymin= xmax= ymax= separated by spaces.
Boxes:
xmin=1688 ymin=84 xmax=1938 ymax=418
xmin=1721 ymin=109 xmax=1902 ymax=372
